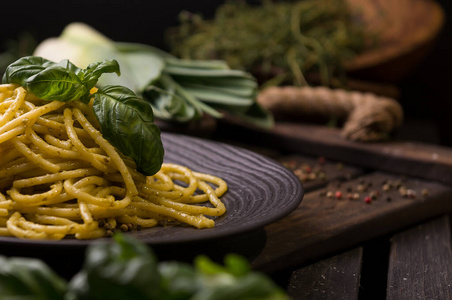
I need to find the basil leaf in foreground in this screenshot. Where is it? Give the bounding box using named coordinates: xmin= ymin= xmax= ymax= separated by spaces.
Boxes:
xmin=68 ymin=234 xmax=162 ymax=300
xmin=93 ymin=85 xmax=164 ymax=176
xmin=0 ymin=256 xmax=67 ymax=299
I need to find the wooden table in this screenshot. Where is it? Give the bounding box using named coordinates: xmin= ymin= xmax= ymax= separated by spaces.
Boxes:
xmin=209 ymin=119 xmax=452 ymax=299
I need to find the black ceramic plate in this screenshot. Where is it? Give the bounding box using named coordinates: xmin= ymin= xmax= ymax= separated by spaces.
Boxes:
xmin=0 ymin=133 xmax=303 ymax=247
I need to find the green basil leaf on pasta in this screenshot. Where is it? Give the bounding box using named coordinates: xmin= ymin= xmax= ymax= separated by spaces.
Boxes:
xmin=2 ymin=56 xmax=56 ymax=86
xmin=93 ymin=85 xmax=164 ymax=176
xmin=25 ymin=65 xmax=88 ymax=102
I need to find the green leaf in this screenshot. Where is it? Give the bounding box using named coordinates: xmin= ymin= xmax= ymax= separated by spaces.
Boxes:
xmin=108 ymin=46 xmax=165 ymax=92
xmin=81 ymin=60 xmax=121 ymax=91
xmin=25 ymin=65 xmax=88 ymax=102
xmin=93 ymin=85 xmax=164 ymax=176
xmin=144 ymin=85 xmax=197 ymax=122
xmin=193 ymin=255 xmax=289 ymax=300
xmin=228 ymin=102 xmax=275 ymax=129
xmin=2 ymin=56 xmax=54 ymax=85
xmin=2 ymin=56 xmax=121 ymax=102
xmin=159 ymin=262 xmax=199 ymax=299
xmin=68 ymin=234 xmax=162 ymax=300
xmin=0 ymin=256 xmax=67 ymax=300
xmin=165 ymin=58 xmax=230 ymax=70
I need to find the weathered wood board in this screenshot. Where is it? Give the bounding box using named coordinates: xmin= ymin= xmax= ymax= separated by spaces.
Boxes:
xmin=387 ymin=216 xmax=452 ymax=299
xmin=216 ymin=120 xmax=452 ymax=185
xmin=251 ymin=171 xmax=452 ymax=273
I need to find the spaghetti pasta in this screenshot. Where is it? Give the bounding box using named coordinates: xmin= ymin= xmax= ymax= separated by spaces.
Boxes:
xmin=0 ymin=84 xmax=227 ymax=240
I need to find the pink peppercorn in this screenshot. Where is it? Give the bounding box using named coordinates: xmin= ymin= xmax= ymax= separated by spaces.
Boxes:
xmin=335 ymin=191 xmax=342 ymax=199
xmin=364 ymin=196 xmax=372 ymax=204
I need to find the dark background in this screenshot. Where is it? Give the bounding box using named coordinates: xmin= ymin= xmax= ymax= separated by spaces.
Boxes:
xmin=1 ymin=0 xmax=451 ymax=145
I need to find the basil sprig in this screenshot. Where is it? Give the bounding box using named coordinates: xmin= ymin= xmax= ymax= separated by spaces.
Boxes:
xmin=93 ymin=86 xmax=164 ymax=176
xmin=2 ymin=56 xmax=164 ymax=176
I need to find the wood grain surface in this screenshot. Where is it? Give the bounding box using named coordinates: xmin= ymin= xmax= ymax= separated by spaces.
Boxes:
xmin=217 ymin=119 xmax=452 ymax=185
xmin=387 ymin=215 xmax=452 ymax=299
xmin=287 ymin=247 xmax=363 ymax=299
xmin=251 ymin=171 xmax=452 ymax=273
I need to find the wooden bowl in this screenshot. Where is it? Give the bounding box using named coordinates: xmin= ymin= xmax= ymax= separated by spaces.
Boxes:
xmin=345 ymin=0 xmax=445 ymax=82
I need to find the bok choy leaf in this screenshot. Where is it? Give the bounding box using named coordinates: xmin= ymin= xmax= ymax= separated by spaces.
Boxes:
xmin=34 ymin=22 xmax=274 ymax=128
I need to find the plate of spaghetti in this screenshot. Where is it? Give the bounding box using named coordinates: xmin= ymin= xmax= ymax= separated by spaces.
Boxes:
xmin=0 ymin=56 xmax=303 ymax=246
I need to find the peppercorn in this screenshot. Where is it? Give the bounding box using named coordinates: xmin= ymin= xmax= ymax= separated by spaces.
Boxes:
xmin=422 ymin=189 xmax=429 ymax=198
xmin=364 ymin=196 xmax=372 ymax=204
xmin=406 ymin=189 xmax=416 ymax=199
xmin=326 ymin=191 xmax=334 ymax=198
xmin=335 ymin=191 xmax=342 ymax=199
xmin=357 ymin=184 xmax=365 ymax=193
xmin=399 ymin=186 xmax=407 ymax=197
xmin=303 ymin=165 xmax=312 ymax=173
xmin=370 ymin=192 xmax=378 ymax=200
xmin=120 ymin=224 xmax=129 ymax=232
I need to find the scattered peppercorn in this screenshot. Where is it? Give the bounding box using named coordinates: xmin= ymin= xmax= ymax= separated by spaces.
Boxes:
xmin=364 ymin=196 xmax=372 ymax=204
xmin=335 ymin=191 xmax=342 ymax=199
xmin=120 ymin=224 xmax=129 ymax=232
xmin=422 ymin=189 xmax=429 ymax=198
xmin=406 ymin=189 xmax=416 ymax=199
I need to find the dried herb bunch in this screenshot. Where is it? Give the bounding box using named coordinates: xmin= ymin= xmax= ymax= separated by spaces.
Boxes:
xmin=166 ymin=0 xmax=372 ymax=87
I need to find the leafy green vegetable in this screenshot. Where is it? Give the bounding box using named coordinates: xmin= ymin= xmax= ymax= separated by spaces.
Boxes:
xmin=0 ymin=256 xmax=67 ymax=299
xmin=33 ymin=22 xmax=274 ymax=128
xmin=68 ymin=234 xmax=162 ymax=300
xmin=93 ymin=86 xmax=164 ymax=176
xmin=2 ymin=56 xmax=164 ymax=176
xmin=0 ymin=234 xmax=290 ymax=299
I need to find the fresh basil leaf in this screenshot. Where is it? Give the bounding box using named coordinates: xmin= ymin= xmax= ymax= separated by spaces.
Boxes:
xmin=3 ymin=56 xmax=122 ymax=103
xmin=25 ymin=65 xmax=88 ymax=102
xmin=1 ymin=56 xmax=55 ymax=85
xmin=158 ymin=262 xmax=199 ymax=299
xmin=55 ymin=58 xmax=82 ymax=73
xmin=0 ymin=255 xmax=67 ymax=300
xmin=68 ymin=234 xmax=162 ymax=300
xmin=93 ymin=85 xmax=164 ymax=176
xmin=80 ymin=60 xmax=120 ymax=91
xmin=194 ymin=255 xmax=289 ymax=300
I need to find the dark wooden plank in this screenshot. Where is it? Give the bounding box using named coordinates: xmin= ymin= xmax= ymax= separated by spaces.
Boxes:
xmin=287 ymin=247 xmax=362 ymax=300
xmin=387 ymin=215 xmax=452 ymax=300
xmin=218 ymin=119 xmax=452 ymax=185
xmin=251 ymin=172 xmax=452 ymax=273
xmin=276 ymin=154 xmax=363 ymax=192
